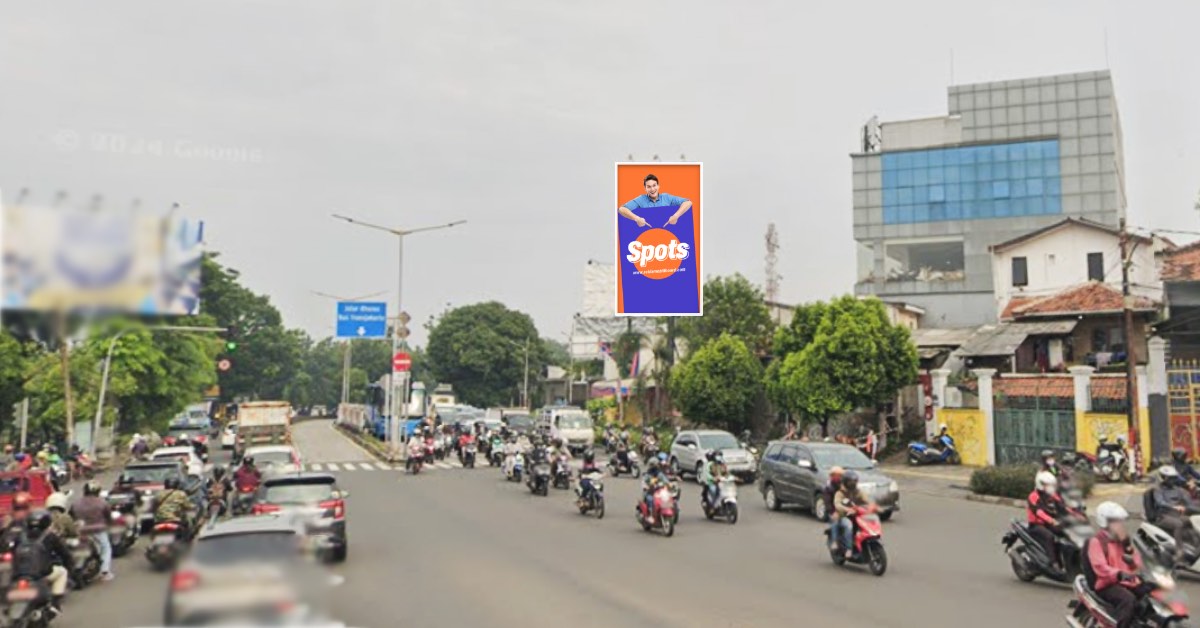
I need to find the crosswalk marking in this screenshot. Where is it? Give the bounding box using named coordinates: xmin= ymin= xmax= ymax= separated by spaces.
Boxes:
xmin=326 ymin=463 xmax=339 ymax=471
xmin=359 ymin=463 xmax=375 ymax=470
xmin=298 ymin=459 xmax=478 ymax=473
xmin=310 ymin=463 xmax=323 ymax=471
xmin=376 ymin=462 xmax=392 ymax=470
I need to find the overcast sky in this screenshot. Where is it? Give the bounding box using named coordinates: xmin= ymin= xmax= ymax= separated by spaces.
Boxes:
xmin=3 ymin=0 xmax=1197 ymax=345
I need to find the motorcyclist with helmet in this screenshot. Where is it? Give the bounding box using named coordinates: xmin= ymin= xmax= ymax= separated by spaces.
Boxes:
xmin=640 ymin=454 xmax=672 ymax=516
xmin=233 ymin=457 xmax=262 ymax=494
xmin=44 ymin=492 xmax=79 ymax=542
xmin=616 ymin=426 xmax=633 ymax=472
xmin=832 ymin=470 xmax=874 ymax=559
xmin=1149 ymin=465 xmax=1200 ymax=563
xmin=577 ymin=449 xmax=603 ymax=505
xmin=699 ymin=450 xmax=727 ymax=512
xmin=822 ymin=466 xmax=846 ymax=543
xmin=1027 ymin=470 xmax=1071 ymax=575
xmin=207 ymin=466 xmax=232 ymax=517
xmin=1087 ymin=502 xmax=1153 ymax=628
xmin=154 ymin=477 xmax=197 ymax=538
xmin=1170 ymin=448 xmax=1200 ymax=487
xmin=14 ymin=510 xmax=75 ymax=618
xmin=72 ymin=482 xmax=113 ymax=581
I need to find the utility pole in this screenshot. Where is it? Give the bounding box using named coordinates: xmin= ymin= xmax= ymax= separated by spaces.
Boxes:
xmin=58 ymin=309 xmax=74 ymax=447
xmin=523 ymin=337 xmax=530 ymax=409
xmin=1119 ymin=217 xmax=1142 ymax=475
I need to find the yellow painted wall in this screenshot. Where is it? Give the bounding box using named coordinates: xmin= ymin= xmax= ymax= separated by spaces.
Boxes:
xmin=938 ymin=408 xmax=988 ymax=466
xmin=1078 ymin=411 xmax=1153 ymax=473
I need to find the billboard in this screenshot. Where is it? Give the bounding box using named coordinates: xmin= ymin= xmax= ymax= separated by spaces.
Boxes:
xmin=614 ymin=163 xmax=702 ymax=316
xmin=2 ymin=203 xmax=204 ymax=315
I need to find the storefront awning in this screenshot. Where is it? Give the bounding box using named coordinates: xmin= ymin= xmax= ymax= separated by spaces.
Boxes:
xmin=957 ymin=320 xmax=1077 ymax=357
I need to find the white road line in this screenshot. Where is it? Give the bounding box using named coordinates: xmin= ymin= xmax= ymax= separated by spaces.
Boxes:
xmin=376 ymin=463 xmax=392 ymax=471
xmin=359 ymin=463 xmax=375 ymax=470
xmin=326 ymin=463 xmax=340 ymax=471
xmin=310 ymin=463 xmax=323 ymax=471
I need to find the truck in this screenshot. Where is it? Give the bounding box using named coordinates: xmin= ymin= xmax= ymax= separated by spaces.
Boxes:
xmin=234 ymin=401 xmax=292 ymax=458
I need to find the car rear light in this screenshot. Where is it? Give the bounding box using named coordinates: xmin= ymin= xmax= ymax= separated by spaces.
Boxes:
xmin=16 ymin=579 xmax=30 ymax=590
xmin=319 ymin=499 xmax=345 ymax=520
xmin=171 ymin=570 xmax=200 ymax=591
xmin=253 ymin=503 xmax=281 ymax=515
xmin=155 ymin=522 xmax=180 ymax=532
xmin=1 ymin=553 xmax=11 ymax=562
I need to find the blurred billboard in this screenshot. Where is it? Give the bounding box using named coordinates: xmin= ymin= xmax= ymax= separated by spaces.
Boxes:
xmin=2 ymin=203 xmax=203 ymax=315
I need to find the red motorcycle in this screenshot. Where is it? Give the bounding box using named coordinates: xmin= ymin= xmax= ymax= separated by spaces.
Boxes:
xmin=636 ymin=482 xmax=677 ymax=537
xmin=825 ymin=505 xmax=887 ymax=576
xmin=1067 ymin=534 xmax=1190 ymax=627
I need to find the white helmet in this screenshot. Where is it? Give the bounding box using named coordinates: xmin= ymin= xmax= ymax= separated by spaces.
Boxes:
xmin=1035 ymin=471 xmax=1058 ymax=494
xmin=45 ymin=492 xmax=69 ymax=512
xmin=939 ymin=423 xmax=948 ymax=431
xmin=1095 ymin=501 xmax=1129 ymax=528
xmin=1160 ymin=465 xmax=1180 ymax=482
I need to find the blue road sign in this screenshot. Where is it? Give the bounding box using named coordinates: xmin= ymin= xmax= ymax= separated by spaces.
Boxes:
xmin=336 ymin=301 xmax=387 ymax=339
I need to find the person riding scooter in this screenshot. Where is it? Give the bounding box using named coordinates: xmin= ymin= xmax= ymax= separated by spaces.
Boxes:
xmin=1027 ymin=470 xmax=1071 ymax=576
xmin=616 ymin=429 xmax=633 ymax=472
xmin=1148 ymin=465 xmax=1200 ymax=563
xmin=155 ymin=477 xmax=197 ymax=538
xmin=640 ymin=456 xmax=671 ymax=517
xmin=44 ymin=492 xmax=79 ymax=542
xmin=577 ymin=449 xmax=602 ymax=504
xmin=234 ymin=457 xmax=262 ymax=493
xmin=15 ymin=510 xmax=76 ymax=619
xmin=1171 ymin=448 xmax=1200 ymax=487
xmin=1086 ymin=501 xmax=1153 ymax=628
xmin=832 ymin=470 xmax=874 ymax=560
xmin=699 ymin=450 xmax=726 ymax=511
xmin=207 ymin=466 xmax=231 ymax=517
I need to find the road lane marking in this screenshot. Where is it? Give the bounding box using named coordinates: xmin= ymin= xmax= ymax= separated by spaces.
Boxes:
xmin=376 ymin=463 xmax=392 ymax=470
xmin=326 ymin=463 xmax=339 ymax=471
xmin=359 ymin=463 xmax=375 ymax=470
xmin=310 ymin=463 xmax=323 ymax=471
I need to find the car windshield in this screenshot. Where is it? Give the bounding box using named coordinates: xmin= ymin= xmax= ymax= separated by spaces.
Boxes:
xmin=698 ymin=433 xmax=739 ymax=450
xmin=168 ymin=427 xmax=205 ymax=438
xmin=508 ymin=415 xmax=532 ymax=427
xmin=154 ymin=453 xmax=190 ymax=462
xmin=192 ymin=531 xmax=299 ymax=566
xmin=123 ymin=466 xmax=180 ymax=484
xmin=253 ymin=451 xmax=294 ymax=465
xmin=557 ymin=413 xmax=592 ymax=430
xmin=263 ymin=482 xmax=335 ymax=505
xmin=811 ymin=447 xmax=874 ymax=470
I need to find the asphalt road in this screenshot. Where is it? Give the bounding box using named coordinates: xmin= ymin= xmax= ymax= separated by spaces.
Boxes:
xmin=60 ymin=420 xmax=1200 ymax=627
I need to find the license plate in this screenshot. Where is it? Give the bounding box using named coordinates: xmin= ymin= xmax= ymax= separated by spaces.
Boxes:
xmin=152 ymin=535 xmax=174 ymax=545
xmin=7 ymin=588 xmax=36 ymax=601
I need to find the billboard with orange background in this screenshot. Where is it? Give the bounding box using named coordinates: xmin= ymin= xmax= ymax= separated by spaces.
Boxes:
xmin=614 ymin=163 xmax=701 ymax=316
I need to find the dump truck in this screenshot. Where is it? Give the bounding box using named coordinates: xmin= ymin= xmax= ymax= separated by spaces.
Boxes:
xmin=234 ymin=401 xmax=292 ymax=459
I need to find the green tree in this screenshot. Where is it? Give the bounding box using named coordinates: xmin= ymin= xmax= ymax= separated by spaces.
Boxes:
xmin=0 ymin=332 xmax=35 ymax=430
xmin=770 ymin=296 xmax=918 ymax=434
xmin=670 ymin=333 xmax=764 ymax=434
xmin=426 ymin=302 xmax=545 ymax=407
xmin=679 ymin=274 xmax=774 ymax=354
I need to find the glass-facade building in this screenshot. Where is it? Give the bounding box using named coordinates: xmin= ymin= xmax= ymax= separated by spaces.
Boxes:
xmin=852 ymin=70 xmax=1125 ymax=327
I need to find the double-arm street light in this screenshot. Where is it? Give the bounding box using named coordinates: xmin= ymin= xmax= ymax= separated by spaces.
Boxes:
xmin=332 ymin=213 xmax=466 ymax=455
xmin=92 ymin=325 xmax=227 ymax=456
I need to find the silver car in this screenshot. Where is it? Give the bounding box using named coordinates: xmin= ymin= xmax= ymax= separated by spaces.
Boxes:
xmin=669 ymin=430 xmax=758 ymax=483
xmin=757 ymin=441 xmax=900 ymax=521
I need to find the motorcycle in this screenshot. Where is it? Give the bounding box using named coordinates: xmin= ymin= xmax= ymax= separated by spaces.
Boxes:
xmin=488 ymin=437 xmax=504 ymax=467
xmin=104 ymin=493 xmax=139 ymax=557
xmin=1066 ymin=532 xmax=1190 ymax=628
xmin=1093 ymin=440 xmax=1132 ymax=483
xmin=1002 ymin=516 xmax=1094 ymax=583
xmin=576 ymin=473 xmax=605 ymax=519
xmin=4 ymin=577 xmax=54 ymax=628
xmin=552 ymin=456 xmax=571 ymax=490
xmin=462 ymin=442 xmax=477 ymax=469
xmin=232 ymin=485 xmax=257 ymax=516
xmin=824 ymin=505 xmax=888 ymax=576
xmin=701 ymin=475 xmax=739 ymax=524
xmin=66 ymin=534 xmax=101 ymax=589
xmin=527 ymin=459 xmax=551 ymax=496
xmin=607 ymin=451 xmax=641 ymax=478
xmin=145 ymin=521 xmax=188 ymax=571
xmin=49 ymin=463 xmax=68 ymax=490
xmin=504 ymin=452 xmax=523 ymax=483
xmin=907 ymin=434 xmax=960 ymax=466
xmin=405 ymin=449 xmax=425 ymax=475
xmin=603 ymin=430 xmax=617 ymax=454
xmin=640 ymin=433 xmax=659 ymax=459
xmin=636 ymin=483 xmax=677 ymax=537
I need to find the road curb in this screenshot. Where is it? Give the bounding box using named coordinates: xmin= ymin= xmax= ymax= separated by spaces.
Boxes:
xmin=964 ymin=493 xmax=1024 ymax=509
xmin=333 ymin=423 xmax=399 ymax=464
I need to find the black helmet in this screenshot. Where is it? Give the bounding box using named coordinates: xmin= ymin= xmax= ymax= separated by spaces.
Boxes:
xmin=553 ymin=438 xmax=563 ymax=448
xmin=164 ymin=477 xmax=181 ymax=490
xmin=705 ymin=451 xmax=716 ymax=462
xmin=242 ymin=457 xmax=254 ymax=466
xmin=713 ymin=451 xmax=725 ymax=464
xmin=212 ymin=466 xmax=226 ymax=479
xmin=583 ymin=449 xmax=595 ymax=463
xmin=83 ymin=481 xmax=102 ymax=497
xmin=843 ymin=470 xmax=859 ymax=488
xmin=26 ymin=511 xmax=52 ymax=536
xmin=1173 ymin=448 xmax=1189 ymax=463
xmin=1041 ymin=450 xmax=1057 ymax=467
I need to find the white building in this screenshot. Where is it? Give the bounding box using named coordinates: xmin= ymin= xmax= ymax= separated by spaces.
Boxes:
xmin=989 ymin=217 xmax=1164 ymax=318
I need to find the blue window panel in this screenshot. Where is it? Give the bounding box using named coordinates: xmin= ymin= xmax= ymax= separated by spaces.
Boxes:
xmin=1012 ymin=180 xmax=1027 ymax=197
xmin=993 ymin=180 xmax=1010 ymax=198
xmin=882 ymin=154 xmax=898 ymax=170
xmin=929 ymin=167 xmax=944 ymax=184
xmin=883 ymin=206 xmax=896 ymax=223
xmin=897 ymin=206 xmax=914 ymax=223
xmin=995 ymin=199 xmax=1012 ymax=217
xmin=897 ymin=152 xmax=913 ymax=169
xmin=929 ymin=150 xmax=945 ymax=167
xmin=882 ymin=169 xmax=898 ymax=188
xmin=962 ymin=149 xmax=977 ymax=165
xmin=898 ymin=169 xmax=913 ymax=186
xmin=1044 ymin=142 xmax=1059 ymax=159
xmin=962 ymin=183 xmax=976 ymax=201
xmin=1027 ymin=159 xmax=1044 ymax=177
xmin=914 ymin=186 xmax=930 ymax=203
xmin=977 ymin=182 xmax=992 ymax=199
xmin=1011 ymin=160 xmax=1026 ymax=179
xmin=947 ymin=183 xmax=962 ymax=201
xmin=945 ymin=150 xmax=961 ymax=166
xmin=978 ymin=200 xmax=995 ymax=219
xmin=929 ymin=185 xmax=946 ymax=202
xmin=945 ymin=166 xmax=960 ymax=183
xmin=1008 ymin=144 xmax=1025 ymax=161
xmin=913 ymin=168 xmax=929 ymax=186
xmin=930 ymin=202 xmax=946 ymax=221
xmin=1026 ymin=143 xmax=1042 ymax=159
xmin=994 ymin=162 xmax=1009 ymax=179
xmin=1011 ymin=198 xmax=1029 ymax=216
xmin=914 ymin=203 xmax=930 ymax=222
xmin=1045 ymin=195 xmax=1062 ymax=214
xmin=883 ymin=187 xmax=898 ymax=205
xmin=912 ymin=151 xmax=929 ymax=168
xmin=1045 ymin=159 xmax=1060 ymax=176
xmin=976 ymin=163 xmax=992 ymax=180
xmin=1028 ymin=197 xmax=1045 ymax=214
xmin=1046 ymin=177 xmax=1061 ymax=196
xmin=1027 ymin=178 xmax=1044 ymax=195
xmin=898 ymin=187 xmax=913 ymax=204
xmin=946 ymin=203 xmax=963 ymax=220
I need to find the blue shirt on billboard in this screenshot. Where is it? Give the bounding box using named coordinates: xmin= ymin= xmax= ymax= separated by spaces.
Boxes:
xmin=622 ymin=193 xmax=689 ymax=210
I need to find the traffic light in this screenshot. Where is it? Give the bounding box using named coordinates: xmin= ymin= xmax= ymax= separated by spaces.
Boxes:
xmin=225 ymin=340 xmax=238 ymax=352
xmin=224 ymin=324 xmax=239 ymax=353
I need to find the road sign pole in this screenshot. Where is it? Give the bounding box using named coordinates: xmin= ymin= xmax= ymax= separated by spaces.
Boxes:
xmin=390 ymin=234 xmax=405 ymax=458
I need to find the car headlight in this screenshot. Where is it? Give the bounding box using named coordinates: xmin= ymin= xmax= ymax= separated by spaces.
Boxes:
xmin=889 ymin=481 xmax=899 ymax=493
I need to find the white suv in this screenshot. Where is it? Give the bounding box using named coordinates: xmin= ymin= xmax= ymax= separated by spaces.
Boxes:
xmin=669 ymin=430 xmax=757 ymax=483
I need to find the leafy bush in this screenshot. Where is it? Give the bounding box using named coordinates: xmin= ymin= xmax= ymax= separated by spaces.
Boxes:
xmin=969 ymin=464 xmax=1094 ymax=500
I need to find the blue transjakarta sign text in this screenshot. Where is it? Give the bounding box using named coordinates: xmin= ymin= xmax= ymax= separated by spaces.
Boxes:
xmin=335 ymin=301 xmax=387 ymax=338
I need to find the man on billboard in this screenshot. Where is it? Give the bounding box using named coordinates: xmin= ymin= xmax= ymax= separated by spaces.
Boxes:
xmin=617 ymin=174 xmax=693 ymax=228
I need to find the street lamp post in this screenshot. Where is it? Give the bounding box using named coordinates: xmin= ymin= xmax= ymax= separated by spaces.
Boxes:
xmin=332 ymin=214 xmax=466 ymax=456
xmin=93 ymin=325 xmax=227 ymax=456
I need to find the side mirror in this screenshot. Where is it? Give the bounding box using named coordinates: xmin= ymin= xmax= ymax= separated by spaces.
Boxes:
xmin=686 ymin=443 xmax=697 ymax=450
xmin=798 ymin=459 xmax=814 ymax=470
